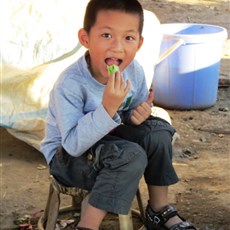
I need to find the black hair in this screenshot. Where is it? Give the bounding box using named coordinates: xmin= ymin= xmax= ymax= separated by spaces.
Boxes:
xmin=83 ymin=0 xmax=144 ymax=35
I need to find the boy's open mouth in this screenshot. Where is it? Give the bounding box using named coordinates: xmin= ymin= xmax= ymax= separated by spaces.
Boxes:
xmin=105 ymin=58 xmax=122 ymax=67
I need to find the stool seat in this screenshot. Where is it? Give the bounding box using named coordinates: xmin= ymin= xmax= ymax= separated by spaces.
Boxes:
xmin=38 ymin=175 xmax=145 ymax=230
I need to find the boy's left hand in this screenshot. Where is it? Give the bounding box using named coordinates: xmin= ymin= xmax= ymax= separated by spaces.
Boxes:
xmin=130 ymin=91 xmax=154 ymax=125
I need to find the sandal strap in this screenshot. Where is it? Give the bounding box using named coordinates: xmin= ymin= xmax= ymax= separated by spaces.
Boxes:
xmin=147 ymin=204 xmax=178 ymax=225
xmin=170 ymin=221 xmax=197 ymax=230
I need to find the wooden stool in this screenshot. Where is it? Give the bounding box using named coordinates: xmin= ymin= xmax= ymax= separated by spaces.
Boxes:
xmin=38 ymin=175 xmax=145 ymax=230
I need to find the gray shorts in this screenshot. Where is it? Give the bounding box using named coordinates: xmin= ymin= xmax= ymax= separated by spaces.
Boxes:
xmin=49 ymin=116 xmax=178 ymax=214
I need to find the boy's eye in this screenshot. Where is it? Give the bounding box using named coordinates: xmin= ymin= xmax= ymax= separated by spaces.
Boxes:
xmin=102 ymin=33 xmax=112 ymax=38
xmin=126 ymin=36 xmax=135 ymax=41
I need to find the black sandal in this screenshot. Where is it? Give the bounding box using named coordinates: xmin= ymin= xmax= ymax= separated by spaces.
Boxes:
xmin=145 ymin=204 xmax=197 ymax=230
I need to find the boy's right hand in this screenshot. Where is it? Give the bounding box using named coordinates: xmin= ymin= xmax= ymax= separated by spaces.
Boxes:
xmin=102 ymin=71 xmax=130 ymax=118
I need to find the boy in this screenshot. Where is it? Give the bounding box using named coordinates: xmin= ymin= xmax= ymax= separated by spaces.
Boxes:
xmin=40 ymin=0 xmax=197 ymax=229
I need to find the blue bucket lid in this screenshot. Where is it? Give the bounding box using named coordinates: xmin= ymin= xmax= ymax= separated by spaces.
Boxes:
xmin=161 ymin=23 xmax=228 ymax=44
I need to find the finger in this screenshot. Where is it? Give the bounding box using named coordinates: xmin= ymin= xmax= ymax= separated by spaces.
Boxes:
xmin=114 ymin=71 xmax=121 ymax=89
xmin=117 ymin=72 xmax=125 ymax=90
xmin=136 ymin=103 xmax=150 ymax=113
xmin=135 ymin=105 xmax=145 ymax=115
xmin=106 ymin=71 xmax=115 ymax=88
xmin=123 ymin=79 xmax=130 ymax=94
xmin=146 ymin=91 xmax=154 ymax=106
xmin=135 ymin=103 xmax=151 ymax=120
xmin=131 ymin=115 xmax=140 ymax=125
xmin=120 ymin=73 xmax=124 ymax=89
xmin=131 ymin=112 xmax=143 ymax=125
xmin=132 ymin=109 xmax=144 ymax=121
xmin=141 ymin=102 xmax=152 ymax=112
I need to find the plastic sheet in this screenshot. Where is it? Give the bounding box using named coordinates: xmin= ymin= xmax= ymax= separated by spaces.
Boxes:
xmin=1 ymin=0 xmax=164 ymax=149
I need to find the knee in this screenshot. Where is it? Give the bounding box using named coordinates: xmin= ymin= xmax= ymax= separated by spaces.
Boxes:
xmin=143 ymin=130 xmax=173 ymax=158
xmin=154 ymin=131 xmax=172 ymax=147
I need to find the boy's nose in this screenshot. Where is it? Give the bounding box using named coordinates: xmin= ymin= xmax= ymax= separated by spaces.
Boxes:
xmin=112 ymin=39 xmax=124 ymax=52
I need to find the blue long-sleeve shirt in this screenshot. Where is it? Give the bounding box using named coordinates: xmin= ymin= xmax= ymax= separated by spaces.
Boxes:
xmin=40 ymin=53 xmax=149 ymax=164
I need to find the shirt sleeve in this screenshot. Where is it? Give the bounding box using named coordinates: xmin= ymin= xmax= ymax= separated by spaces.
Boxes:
xmin=50 ymin=79 xmax=121 ymax=157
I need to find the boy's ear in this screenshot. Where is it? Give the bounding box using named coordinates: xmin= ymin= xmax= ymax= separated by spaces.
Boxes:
xmin=137 ymin=36 xmax=144 ymax=50
xmin=78 ymin=28 xmax=89 ymax=48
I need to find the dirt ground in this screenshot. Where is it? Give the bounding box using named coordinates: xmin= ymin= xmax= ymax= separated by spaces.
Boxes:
xmin=1 ymin=0 xmax=230 ymax=229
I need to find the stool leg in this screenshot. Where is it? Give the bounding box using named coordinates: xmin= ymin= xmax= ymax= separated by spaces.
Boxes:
xmin=45 ymin=186 xmax=60 ymax=230
xmin=118 ymin=209 xmax=133 ymax=230
xmin=42 ymin=183 xmax=53 ymax=224
xmin=136 ymin=188 xmax=145 ymax=222
xmin=38 ymin=183 xmax=55 ymax=230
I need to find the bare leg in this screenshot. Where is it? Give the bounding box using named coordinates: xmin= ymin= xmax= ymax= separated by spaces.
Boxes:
xmin=148 ymin=185 xmax=182 ymax=227
xmin=77 ymin=203 xmax=107 ymax=230
xmin=148 ymin=185 xmax=168 ymax=211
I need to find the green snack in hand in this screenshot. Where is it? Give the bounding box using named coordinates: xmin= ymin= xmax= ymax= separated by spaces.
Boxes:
xmin=107 ymin=64 xmax=119 ymax=74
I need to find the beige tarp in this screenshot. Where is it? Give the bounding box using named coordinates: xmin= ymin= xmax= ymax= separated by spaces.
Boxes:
xmin=1 ymin=0 xmax=165 ymax=150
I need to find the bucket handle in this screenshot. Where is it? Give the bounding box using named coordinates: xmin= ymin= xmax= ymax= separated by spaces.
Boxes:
xmin=156 ymin=39 xmax=185 ymax=65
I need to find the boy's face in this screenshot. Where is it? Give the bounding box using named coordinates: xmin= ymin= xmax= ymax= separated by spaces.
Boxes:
xmin=78 ymin=10 xmax=143 ymax=84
